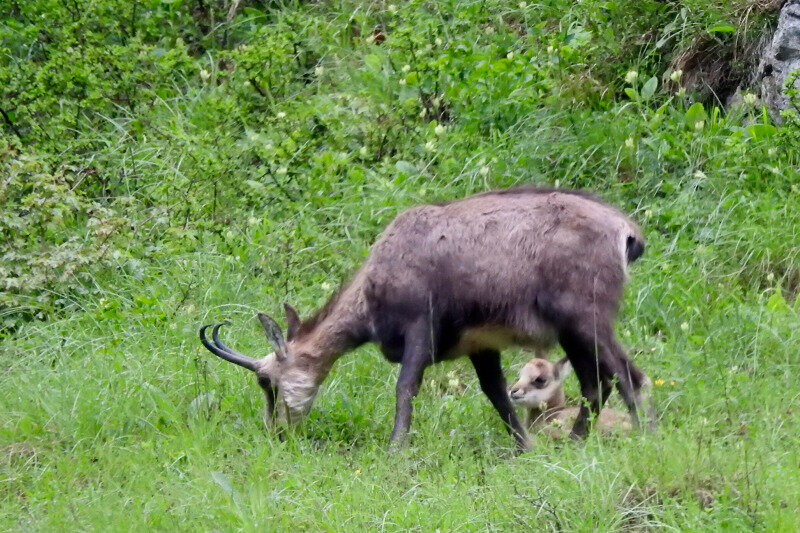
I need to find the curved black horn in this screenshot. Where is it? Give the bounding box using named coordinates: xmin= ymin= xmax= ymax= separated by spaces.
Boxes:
xmin=199 ymin=323 xmax=260 ymax=372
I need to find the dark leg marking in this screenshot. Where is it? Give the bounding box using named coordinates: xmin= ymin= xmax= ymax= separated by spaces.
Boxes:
xmin=469 ymin=350 xmax=530 ymax=450
xmin=389 ymin=319 xmax=432 ymax=448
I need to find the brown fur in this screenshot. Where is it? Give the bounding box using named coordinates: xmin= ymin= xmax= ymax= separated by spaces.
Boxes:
xmin=200 ymin=186 xmax=651 ymax=449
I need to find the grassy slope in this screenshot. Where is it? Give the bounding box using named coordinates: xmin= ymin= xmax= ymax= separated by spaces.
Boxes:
xmin=2 ymin=0 xmax=800 ymax=530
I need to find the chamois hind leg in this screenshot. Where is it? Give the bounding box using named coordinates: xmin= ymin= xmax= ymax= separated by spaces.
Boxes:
xmin=469 ymin=350 xmax=531 ymax=451
xmin=558 ymin=324 xmax=616 ymax=439
xmin=389 ymin=318 xmax=432 ymax=449
xmin=608 ymin=339 xmax=657 ymax=430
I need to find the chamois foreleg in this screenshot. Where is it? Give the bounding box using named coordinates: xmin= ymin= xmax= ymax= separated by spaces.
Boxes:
xmin=469 ymin=350 xmax=531 ymax=451
xmin=388 ymin=319 xmax=432 ymax=449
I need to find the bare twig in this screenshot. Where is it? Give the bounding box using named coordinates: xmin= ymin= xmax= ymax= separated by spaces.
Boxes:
xmin=0 ymin=107 xmax=23 ymax=139
xmin=249 ymin=78 xmax=267 ymax=98
xmin=226 ymin=0 xmax=241 ymax=23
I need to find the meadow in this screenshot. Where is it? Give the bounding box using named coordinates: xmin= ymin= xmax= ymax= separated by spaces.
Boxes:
xmin=1 ymin=0 xmax=799 ymax=530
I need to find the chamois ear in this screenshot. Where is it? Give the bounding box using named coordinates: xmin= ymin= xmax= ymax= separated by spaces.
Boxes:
xmin=283 ymin=302 xmax=301 ymax=339
xmin=554 ymin=357 xmax=572 ymax=382
xmin=257 ymin=312 xmax=288 ymax=362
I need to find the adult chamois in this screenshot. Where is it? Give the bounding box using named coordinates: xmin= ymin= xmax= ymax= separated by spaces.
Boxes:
xmin=200 ymin=186 xmax=650 ymax=450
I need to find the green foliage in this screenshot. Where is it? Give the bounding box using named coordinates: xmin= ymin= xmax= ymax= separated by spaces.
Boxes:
xmin=1 ymin=0 xmax=799 ymax=529
xmin=0 ymin=150 xmax=128 ymax=329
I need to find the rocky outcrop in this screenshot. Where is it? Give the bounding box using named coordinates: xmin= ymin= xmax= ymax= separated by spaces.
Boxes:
xmin=758 ymin=0 xmax=800 ymax=120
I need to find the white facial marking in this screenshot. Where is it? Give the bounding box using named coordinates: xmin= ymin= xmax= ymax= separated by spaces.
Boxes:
xmin=509 ymin=358 xmax=562 ymax=408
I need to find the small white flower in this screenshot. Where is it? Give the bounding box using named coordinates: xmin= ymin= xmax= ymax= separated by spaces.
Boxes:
xmin=200 ymin=69 xmax=211 ymax=82
xmin=276 ymin=166 xmax=288 ymax=175
xmin=419 ymin=109 xmax=427 ymax=118
xmin=248 ymin=216 xmax=258 ymax=226
xmin=624 ymin=137 xmax=635 ymax=148
xmin=768 ymin=148 xmax=777 ymax=157
xmin=506 ymin=51 xmax=514 ymax=60
xmin=677 ymin=87 xmax=686 ymax=97
xmin=359 ymin=146 xmax=368 ymax=157
xmin=479 ymin=166 xmax=490 ymax=176
xmin=484 ymin=25 xmax=495 ymax=35
xmin=547 ymin=45 xmax=554 ymax=54
xmin=693 ymin=170 xmax=707 ymax=179
xmin=425 ymin=140 xmax=436 ymax=151
xmin=276 ymin=111 xmax=287 ymax=119
xmin=767 ymin=272 xmax=775 ymax=283
xmin=519 ymin=1 xmax=527 ymax=8
xmin=694 ymin=120 xmax=704 ymax=130
xmin=365 ymin=34 xmax=376 ymax=44
xmin=432 ymin=97 xmax=441 ymax=108
xmin=680 ymin=322 xmax=689 ymax=332
xmin=625 ymin=70 xmax=638 ymax=84
xmin=435 ymin=37 xmax=443 ymax=46
xmin=742 ymin=93 xmax=757 ymax=106
xmin=669 ymin=69 xmax=683 ymax=82
xmin=402 ymin=64 xmax=411 ymax=73
xmin=644 ymin=209 xmax=653 ymax=219
xmin=434 ymin=124 xmax=446 ymax=136
xmin=399 ymin=78 xmax=407 ymax=85
xmin=314 ymin=66 xmax=325 ymax=77
xmin=388 ymin=4 xmax=397 ymax=13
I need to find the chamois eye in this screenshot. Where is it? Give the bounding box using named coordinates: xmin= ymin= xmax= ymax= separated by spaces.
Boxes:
xmin=532 ymin=376 xmax=548 ymax=388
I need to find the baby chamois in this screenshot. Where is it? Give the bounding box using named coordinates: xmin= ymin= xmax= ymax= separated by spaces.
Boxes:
xmin=509 ymin=357 xmax=633 ymax=436
xmin=200 ymin=186 xmax=651 ymax=451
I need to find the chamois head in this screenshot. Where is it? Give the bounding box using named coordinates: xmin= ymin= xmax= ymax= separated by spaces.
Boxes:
xmin=508 ymin=356 xmax=572 ymax=409
xmin=200 ymin=304 xmax=322 ymax=429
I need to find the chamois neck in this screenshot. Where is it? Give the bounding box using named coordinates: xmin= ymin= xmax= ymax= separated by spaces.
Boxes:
xmin=295 ymin=276 xmax=369 ymax=373
xmin=527 ymin=387 xmax=567 ymax=426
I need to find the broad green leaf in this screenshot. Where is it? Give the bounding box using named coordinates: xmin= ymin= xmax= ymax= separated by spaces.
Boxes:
xmin=364 ymin=54 xmax=382 ymax=71
xmin=395 ymin=160 xmax=417 ymax=175
xmin=767 ymin=292 xmax=789 ymax=313
xmin=746 ymin=124 xmax=777 ymax=140
xmin=685 ymin=102 xmax=707 ymax=125
xmin=708 ymin=24 xmax=736 ymax=33
xmin=245 ymin=180 xmax=266 ymax=191
xmin=641 ymin=76 xmax=658 ymax=100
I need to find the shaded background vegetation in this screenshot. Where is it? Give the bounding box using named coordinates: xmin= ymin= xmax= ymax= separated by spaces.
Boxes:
xmin=2 ymin=0 xmax=799 ymax=530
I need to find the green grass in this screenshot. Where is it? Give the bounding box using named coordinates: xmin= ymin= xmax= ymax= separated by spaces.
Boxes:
xmin=2 ymin=0 xmax=800 ymax=530
xmin=2 ymin=223 xmax=799 ymax=530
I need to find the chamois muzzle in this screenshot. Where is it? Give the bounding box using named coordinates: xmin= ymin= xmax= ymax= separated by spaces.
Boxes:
xmin=199 ymin=323 xmax=260 ymax=372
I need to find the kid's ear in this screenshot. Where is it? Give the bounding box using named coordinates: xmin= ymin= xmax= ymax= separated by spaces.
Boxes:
xmin=554 ymin=357 xmax=572 ymax=381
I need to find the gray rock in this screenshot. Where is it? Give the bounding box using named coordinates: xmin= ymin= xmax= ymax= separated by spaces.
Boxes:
xmin=759 ymin=0 xmax=800 ymax=120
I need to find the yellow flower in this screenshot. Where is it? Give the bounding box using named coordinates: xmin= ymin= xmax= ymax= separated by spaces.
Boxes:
xmin=354 ymin=469 xmax=361 ymax=475
xmin=670 ymin=381 xmax=676 ymax=386
xmin=654 ymin=378 xmax=665 ymax=386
